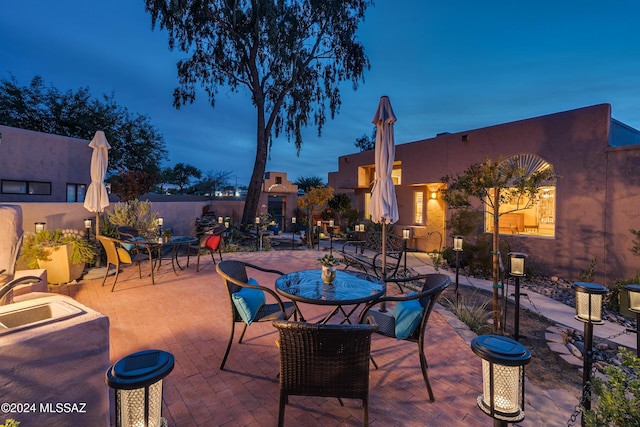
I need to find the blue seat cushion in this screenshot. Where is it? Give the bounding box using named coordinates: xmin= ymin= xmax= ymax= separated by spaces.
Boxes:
xmin=121 ymin=236 xmax=144 ymax=251
xmin=231 ymin=278 xmax=266 ymax=325
xmin=392 ymin=292 xmax=424 ymax=340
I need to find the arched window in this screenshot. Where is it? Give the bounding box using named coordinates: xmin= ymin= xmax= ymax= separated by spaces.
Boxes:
xmin=485 ymin=154 xmax=556 ymax=238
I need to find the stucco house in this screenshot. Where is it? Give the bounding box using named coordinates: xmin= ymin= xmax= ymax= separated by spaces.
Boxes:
xmin=328 ymin=103 xmax=640 ymax=284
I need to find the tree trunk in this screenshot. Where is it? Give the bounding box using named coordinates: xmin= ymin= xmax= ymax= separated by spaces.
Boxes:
xmin=242 ymin=105 xmax=269 ymax=227
xmin=492 ymin=189 xmax=501 ymax=334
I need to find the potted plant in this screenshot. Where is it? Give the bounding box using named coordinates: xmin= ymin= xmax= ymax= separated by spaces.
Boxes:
xmin=318 ymin=254 xmax=340 ymax=284
xmin=19 ymin=229 xmax=96 ymax=284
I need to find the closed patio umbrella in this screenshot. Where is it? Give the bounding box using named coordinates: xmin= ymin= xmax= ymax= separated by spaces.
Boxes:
xmin=83 ymin=130 xmax=111 ymax=239
xmin=368 ymin=96 xmax=399 ymax=280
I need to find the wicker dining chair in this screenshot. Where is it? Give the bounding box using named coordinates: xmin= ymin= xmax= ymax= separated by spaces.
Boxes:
xmin=216 ymin=260 xmax=297 ymax=370
xmin=97 ymin=235 xmax=155 ymax=291
xmin=273 ymin=320 xmax=378 ymax=427
xmin=357 ymin=273 xmax=450 ymax=401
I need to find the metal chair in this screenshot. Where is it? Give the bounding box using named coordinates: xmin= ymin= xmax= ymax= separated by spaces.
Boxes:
xmin=273 ymin=320 xmax=377 ymax=427
xmin=357 ymin=273 xmax=450 ymax=401
xmin=188 ymin=225 xmax=224 ymax=272
xmin=215 ymin=260 xmax=297 ymax=370
xmin=97 ymin=235 xmax=155 ymax=291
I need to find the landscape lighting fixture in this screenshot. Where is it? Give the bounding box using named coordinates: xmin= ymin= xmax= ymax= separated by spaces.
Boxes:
xmin=508 ymin=253 xmax=527 ymax=341
xmin=34 ymin=222 xmax=45 ymax=233
xmin=453 ymin=236 xmax=463 ymax=301
xmin=625 ymin=284 xmax=640 ymax=357
xmin=572 ymin=281 xmax=607 ymax=426
xmin=471 ymin=334 xmax=531 ymax=427
xmin=106 ymin=349 xmax=174 ymax=427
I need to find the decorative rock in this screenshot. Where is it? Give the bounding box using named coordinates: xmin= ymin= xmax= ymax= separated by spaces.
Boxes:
xmin=545 ymin=331 xmax=565 ymax=344
xmin=548 ymin=342 xmax=571 ymax=354
xmin=567 ymin=342 xmax=583 ymax=358
xmin=596 ymin=342 xmax=610 ymax=351
xmin=559 ymin=354 xmax=583 ymax=367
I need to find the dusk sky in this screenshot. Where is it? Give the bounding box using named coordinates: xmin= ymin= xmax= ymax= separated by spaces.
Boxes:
xmin=2 ymin=1 xmax=640 ymax=186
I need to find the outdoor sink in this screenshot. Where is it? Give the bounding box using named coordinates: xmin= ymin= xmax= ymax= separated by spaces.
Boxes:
xmin=0 ymin=299 xmax=84 ymax=334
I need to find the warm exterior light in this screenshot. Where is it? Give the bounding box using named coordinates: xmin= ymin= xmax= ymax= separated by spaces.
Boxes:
xmin=402 ymin=228 xmax=411 ymax=239
xmin=508 ymin=252 xmax=527 ymax=277
xmin=157 ymin=217 xmax=164 ymax=227
xmin=256 ymin=217 xmax=260 ymax=224
xmin=218 ymin=216 xmax=223 ymax=224
xmin=317 ymin=220 xmax=322 ymax=227
xmin=572 ymin=282 xmax=607 ymax=324
xmin=224 ymin=221 xmax=229 ymax=229
xmin=329 ymin=219 xmax=334 ymax=227
xmin=34 ymin=222 xmax=45 ymax=233
xmin=453 ymin=235 xmax=463 ymax=252
xmin=430 ymin=191 xmax=437 ymax=200
xmin=471 ymin=335 xmax=531 ymax=425
xmin=291 ymin=217 xmax=296 ymax=224
xmin=626 ymin=284 xmax=640 ymax=312
xmin=84 ymin=218 xmax=92 ymax=229
xmin=106 ymin=349 xmax=174 ymax=427
xmin=625 ymin=284 xmax=640 ymax=357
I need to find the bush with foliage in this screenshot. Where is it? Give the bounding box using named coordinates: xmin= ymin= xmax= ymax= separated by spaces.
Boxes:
xmin=583 ymin=349 xmax=640 ymax=426
xmin=19 ymin=230 xmax=96 ymax=268
xmin=106 ymin=200 xmax=160 ymax=238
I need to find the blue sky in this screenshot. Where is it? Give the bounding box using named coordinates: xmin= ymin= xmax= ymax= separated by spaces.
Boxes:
xmin=2 ymin=1 xmax=640 ymax=186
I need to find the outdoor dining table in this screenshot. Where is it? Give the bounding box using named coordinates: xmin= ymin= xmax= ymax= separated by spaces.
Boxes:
xmin=275 ymin=269 xmax=386 ymax=324
xmin=146 ymin=236 xmax=198 ymax=275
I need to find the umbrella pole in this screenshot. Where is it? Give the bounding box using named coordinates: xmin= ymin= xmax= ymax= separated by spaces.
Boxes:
xmin=380 ymin=220 xmax=388 ymax=312
xmin=95 ymin=212 xmax=101 ymax=267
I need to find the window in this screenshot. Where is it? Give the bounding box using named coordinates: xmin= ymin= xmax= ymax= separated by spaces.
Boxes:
xmin=275 ymin=176 xmax=282 ymax=184
xmin=66 ymin=183 xmax=86 ymax=202
xmin=1 ymin=179 xmax=51 ymax=195
xmin=414 ymin=191 xmax=424 ymax=224
xmin=358 ymin=162 xmax=402 ymax=187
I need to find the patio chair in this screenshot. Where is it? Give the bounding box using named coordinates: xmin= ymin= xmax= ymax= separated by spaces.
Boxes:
xmin=187 ymin=225 xmax=225 ymax=272
xmin=97 ymin=235 xmax=155 ymax=292
xmin=216 ymin=260 xmax=297 ymax=370
xmin=273 ymin=320 xmax=378 ymax=427
xmin=357 ymin=273 xmax=450 ymax=401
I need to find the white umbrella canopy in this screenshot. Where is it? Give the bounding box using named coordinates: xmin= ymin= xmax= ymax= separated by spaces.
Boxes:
xmin=368 ymin=96 xmax=399 ymax=279
xmin=83 ymin=130 xmax=111 ymax=238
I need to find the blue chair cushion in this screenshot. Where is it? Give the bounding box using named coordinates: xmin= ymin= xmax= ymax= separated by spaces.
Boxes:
xmin=121 ymin=236 xmax=144 ymax=251
xmin=231 ymin=278 xmax=266 ymax=325
xmin=392 ymin=292 xmax=424 ymax=340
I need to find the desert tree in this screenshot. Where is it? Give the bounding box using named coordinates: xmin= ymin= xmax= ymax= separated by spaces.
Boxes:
xmin=441 ymin=155 xmax=557 ymax=334
xmin=144 ymin=0 xmax=372 ymax=226
xmin=297 ymin=185 xmax=334 ymax=247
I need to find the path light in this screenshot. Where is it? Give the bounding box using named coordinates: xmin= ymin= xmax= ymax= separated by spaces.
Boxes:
xmin=508 ymin=252 xmax=527 ymax=341
xmin=572 ymin=282 xmax=607 ymax=426
xmin=218 ymin=216 xmax=223 ymax=224
xmin=291 ymin=217 xmax=296 ymax=250
xmin=106 ymin=349 xmax=174 ymax=427
xmin=471 ymin=335 xmax=531 ymax=427
xmin=625 ymin=284 xmax=640 ymax=357
xmin=84 ymin=218 xmax=92 ymax=239
xmin=34 ymin=222 xmax=46 ymax=233
xmin=402 ymin=228 xmax=411 ymax=272
xmin=255 ymin=217 xmax=260 ymax=251
xmin=453 ymin=236 xmax=463 ymax=302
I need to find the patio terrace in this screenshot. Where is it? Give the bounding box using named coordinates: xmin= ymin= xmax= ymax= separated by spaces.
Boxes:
xmin=50 ymin=248 xmax=579 ymax=426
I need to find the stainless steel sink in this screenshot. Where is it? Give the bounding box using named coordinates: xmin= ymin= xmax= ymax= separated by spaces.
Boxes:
xmin=0 ymin=300 xmax=84 ymax=334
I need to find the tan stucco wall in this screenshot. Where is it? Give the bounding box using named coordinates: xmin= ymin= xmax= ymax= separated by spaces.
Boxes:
xmin=329 ymin=104 xmax=640 ymax=284
xmin=0 ymin=126 xmax=92 ymax=202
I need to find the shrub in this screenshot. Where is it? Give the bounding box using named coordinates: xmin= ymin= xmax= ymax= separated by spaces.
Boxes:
xmin=583 ymin=349 xmax=640 ymax=426
xmin=443 ymin=293 xmax=492 ymax=335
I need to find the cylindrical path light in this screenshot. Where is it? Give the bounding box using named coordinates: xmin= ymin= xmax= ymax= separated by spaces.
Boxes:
xmin=625 ymin=284 xmax=640 ymax=357
xmin=572 ymin=281 xmax=607 ymax=427
xmin=453 ymin=236 xmax=463 ymax=302
xmin=508 ymin=252 xmax=527 ymax=341
xmin=471 ymin=334 xmax=531 ymax=427
xmin=106 ymin=349 xmax=174 ymax=427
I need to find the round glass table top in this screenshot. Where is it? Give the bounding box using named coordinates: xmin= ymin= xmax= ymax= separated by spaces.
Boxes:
xmin=276 ymin=269 xmax=385 ymax=305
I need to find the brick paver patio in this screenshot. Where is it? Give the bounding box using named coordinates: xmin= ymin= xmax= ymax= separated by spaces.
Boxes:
xmin=54 ymin=249 xmax=540 ymax=426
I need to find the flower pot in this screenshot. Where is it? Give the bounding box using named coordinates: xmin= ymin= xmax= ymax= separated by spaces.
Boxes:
xmin=37 ymin=243 xmax=85 ymax=285
xmin=321 ymin=266 xmax=336 ymax=284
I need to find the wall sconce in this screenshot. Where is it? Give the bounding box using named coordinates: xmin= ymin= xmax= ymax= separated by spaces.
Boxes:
xmin=471 ymin=335 xmax=531 ymax=426
xmin=624 ymin=284 xmax=640 ymax=357
xmin=572 ymin=281 xmax=607 ymax=423
xmin=34 ymin=222 xmax=46 ymax=233
xmin=508 ymin=253 xmax=527 ymax=341
xmin=106 ymin=349 xmax=174 ymax=427
xmin=430 ymin=191 xmax=437 ymax=200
